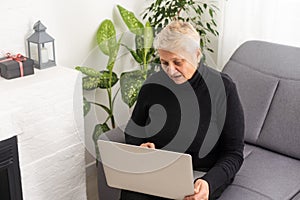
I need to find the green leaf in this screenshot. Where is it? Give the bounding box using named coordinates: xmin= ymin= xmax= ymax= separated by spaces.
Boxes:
xmin=107 ymin=36 xmax=122 ymax=71
xmin=207 ymin=48 xmax=214 ymax=53
xmin=83 ymin=97 xmax=91 ymax=116
xmin=206 ymin=23 xmax=216 ymax=36
xmin=200 ymin=38 xmax=204 ymax=49
xmin=92 ymin=123 xmax=110 ymax=160
xmin=75 ymin=66 xmax=101 ymax=77
xmin=142 ymin=13 xmax=147 ymax=20
xmin=90 ymin=102 xmax=111 ymax=116
xmin=82 ymin=70 xmax=119 ymax=90
xmin=97 ymin=19 xmax=117 ymax=56
xmin=120 ymin=70 xmax=146 ymax=108
xmin=146 ymin=48 xmax=155 ymax=62
xmin=209 ymin=8 xmax=214 ymax=18
xmin=99 ymin=70 xmax=119 ymax=89
xmin=135 ymin=35 xmax=144 ymax=61
xmin=93 ymin=123 xmax=110 ymax=142
xmin=197 ymin=5 xmax=204 ymax=14
xmin=82 ymin=76 xmax=100 ymax=90
xmin=144 ymin=21 xmax=154 ymax=51
xmin=212 ymin=19 xmax=217 ymax=26
xmin=122 ymin=44 xmax=143 ymax=64
xmin=117 ymin=5 xmax=144 ymax=35
xmin=155 ymin=0 xmax=163 ymax=6
xmin=107 ymin=56 xmax=115 ymax=72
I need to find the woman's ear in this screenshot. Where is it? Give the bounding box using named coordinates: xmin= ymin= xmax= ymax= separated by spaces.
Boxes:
xmin=196 ymin=49 xmax=202 ymax=63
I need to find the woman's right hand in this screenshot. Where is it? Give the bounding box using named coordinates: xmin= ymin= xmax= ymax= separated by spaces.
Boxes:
xmin=140 ymin=142 xmax=155 ymax=149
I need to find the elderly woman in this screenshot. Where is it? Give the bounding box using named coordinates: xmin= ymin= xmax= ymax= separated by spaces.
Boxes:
xmin=121 ymin=21 xmax=244 ymax=200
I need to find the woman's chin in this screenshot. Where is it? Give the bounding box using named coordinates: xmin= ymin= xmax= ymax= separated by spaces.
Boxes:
xmin=171 ymin=77 xmax=187 ymax=84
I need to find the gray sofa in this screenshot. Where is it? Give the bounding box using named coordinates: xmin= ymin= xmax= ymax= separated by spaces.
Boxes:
xmin=97 ymin=40 xmax=300 ymax=200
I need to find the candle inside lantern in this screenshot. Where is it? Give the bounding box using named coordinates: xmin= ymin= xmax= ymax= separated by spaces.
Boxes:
xmin=40 ymin=47 xmax=49 ymax=63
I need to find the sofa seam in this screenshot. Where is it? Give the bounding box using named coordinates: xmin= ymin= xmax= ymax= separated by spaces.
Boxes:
xmin=229 ymin=184 xmax=274 ymax=200
xmin=228 ymin=58 xmax=300 ymax=81
xmin=243 ymin=148 xmax=253 ymax=159
xmin=245 ymin=142 xmax=300 ymax=162
xmin=255 ymin=80 xmax=280 ymax=141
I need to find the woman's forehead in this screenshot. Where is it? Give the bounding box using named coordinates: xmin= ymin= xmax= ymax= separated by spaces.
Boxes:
xmin=158 ymin=49 xmax=186 ymax=60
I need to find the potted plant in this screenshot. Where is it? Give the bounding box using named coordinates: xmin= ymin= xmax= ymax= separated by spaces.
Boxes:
xmin=117 ymin=5 xmax=157 ymax=108
xmin=76 ymin=19 xmax=122 ymax=158
xmin=142 ymin=0 xmax=219 ymax=53
xmin=76 ymin=5 xmax=156 ymax=159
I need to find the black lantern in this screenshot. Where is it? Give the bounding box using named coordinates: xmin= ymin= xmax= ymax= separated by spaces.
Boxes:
xmin=27 ymin=21 xmax=56 ymax=69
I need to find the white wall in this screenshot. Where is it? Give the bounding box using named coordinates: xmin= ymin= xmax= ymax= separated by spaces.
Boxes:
xmin=202 ymin=0 xmax=226 ymax=70
xmin=0 ymin=0 xmax=147 ymax=68
xmin=5 ymin=0 xmax=300 ymax=77
xmin=1 ymin=0 xmax=150 ymax=165
xmin=219 ymin=0 xmax=300 ymax=68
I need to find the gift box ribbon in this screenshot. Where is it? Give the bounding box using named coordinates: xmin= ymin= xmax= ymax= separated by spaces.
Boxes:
xmin=0 ymin=53 xmax=26 ymax=77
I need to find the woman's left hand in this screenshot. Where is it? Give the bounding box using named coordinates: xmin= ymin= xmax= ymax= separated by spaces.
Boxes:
xmin=184 ymin=179 xmax=209 ymax=200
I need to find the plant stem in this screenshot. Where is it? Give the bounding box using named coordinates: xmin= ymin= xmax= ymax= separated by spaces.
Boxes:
xmin=107 ymin=59 xmax=117 ymax=129
xmin=107 ymin=86 xmax=115 ymax=129
xmin=143 ymin=54 xmax=148 ymax=79
xmin=177 ymin=8 xmax=182 ymax=19
xmin=110 ymin=114 xmax=116 ymax=129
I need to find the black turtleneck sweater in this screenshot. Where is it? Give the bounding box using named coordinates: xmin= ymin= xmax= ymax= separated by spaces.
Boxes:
xmin=124 ymin=61 xmax=245 ymax=198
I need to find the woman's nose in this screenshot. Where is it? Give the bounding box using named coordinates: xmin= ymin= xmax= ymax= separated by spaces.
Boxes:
xmin=167 ymin=63 xmax=177 ymax=75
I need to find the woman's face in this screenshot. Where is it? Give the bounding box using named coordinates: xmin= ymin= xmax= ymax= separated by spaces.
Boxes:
xmin=158 ymin=49 xmax=197 ymax=84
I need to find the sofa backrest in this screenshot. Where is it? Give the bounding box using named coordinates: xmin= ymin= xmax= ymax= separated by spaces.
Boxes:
xmin=223 ymin=40 xmax=300 ymax=160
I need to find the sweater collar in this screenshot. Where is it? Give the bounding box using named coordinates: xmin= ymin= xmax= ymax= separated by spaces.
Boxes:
xmin=187 ymin=58 xmax=206 ymax=90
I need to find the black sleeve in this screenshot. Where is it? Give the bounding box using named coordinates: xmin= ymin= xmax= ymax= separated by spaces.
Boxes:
xmin=124 ymin=86 xmax=149 ymax=146
xmin=201 ymin=80 xmax=245 ymax=196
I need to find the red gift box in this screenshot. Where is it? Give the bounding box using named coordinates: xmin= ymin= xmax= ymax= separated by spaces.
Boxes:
xmin=0 ymin=53 xmax=34 ymax=79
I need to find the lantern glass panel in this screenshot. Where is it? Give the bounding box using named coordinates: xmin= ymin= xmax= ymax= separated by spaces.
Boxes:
xmin=28 ymin=42 xmax=38 ymax=62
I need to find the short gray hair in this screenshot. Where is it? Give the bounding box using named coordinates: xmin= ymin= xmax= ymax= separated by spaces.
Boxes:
xmin=153 ymin=21 xmax=201 ymax=64
xmin=153 ymin=20 xmax=200 ymax=63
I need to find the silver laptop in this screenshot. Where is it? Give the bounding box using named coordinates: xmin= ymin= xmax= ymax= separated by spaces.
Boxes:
xmin=98 ymin=140 xmax=195 ymax=200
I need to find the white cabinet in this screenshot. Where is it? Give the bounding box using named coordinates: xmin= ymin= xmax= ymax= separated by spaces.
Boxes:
xmin=0 ymin=67 xmax=87 ymax=200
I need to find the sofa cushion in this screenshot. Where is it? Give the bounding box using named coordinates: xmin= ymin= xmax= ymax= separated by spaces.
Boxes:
xmin=221 ymin=144 xmax=300 ymax=200
xmin=291 ymin=192 xmax=300 ymax=200
xmin=219 ymin=185 xmax=273 ymax=200
xmin=228 ymin=40 xmax=300 ymax=80
xmin=257 ymin=80 xmax=300 ymax=160
xmin=223 ymin=60 xmax=278 ymax=144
